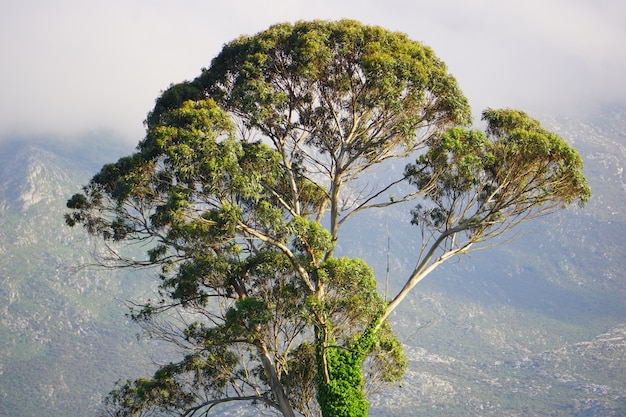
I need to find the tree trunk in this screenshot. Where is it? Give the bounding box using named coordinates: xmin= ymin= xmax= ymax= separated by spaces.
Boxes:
xmin=256 ymin=339 xmax=297 ymax=417
xmin=315 ymin=319 xmax=380 ymax=417
xmin=327 ymin=175 xmax=342 ymax=260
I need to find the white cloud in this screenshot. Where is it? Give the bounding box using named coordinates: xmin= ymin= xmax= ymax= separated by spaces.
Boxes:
xmin=0 ymin=0 xmax=624 ymax=141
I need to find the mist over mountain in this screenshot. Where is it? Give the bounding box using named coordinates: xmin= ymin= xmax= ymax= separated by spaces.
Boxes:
xmin=0 ymin=107 xmax=624 ymax=416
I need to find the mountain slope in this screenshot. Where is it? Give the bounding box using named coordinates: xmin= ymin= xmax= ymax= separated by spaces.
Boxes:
xmin=0 ymin=141 xmax=158 ymax=417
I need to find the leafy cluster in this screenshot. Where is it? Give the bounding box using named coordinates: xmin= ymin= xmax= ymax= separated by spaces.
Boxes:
xmin=406 ymin=109 xmax=591 ymax=243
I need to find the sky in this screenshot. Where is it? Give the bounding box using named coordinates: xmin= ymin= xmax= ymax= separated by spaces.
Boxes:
xmin=1 ymin=0 xmax=625 ymax=144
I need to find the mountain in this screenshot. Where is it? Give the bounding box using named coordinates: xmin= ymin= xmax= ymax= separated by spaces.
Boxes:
xmin=0 ymin=139 xmax=160 ymax=417
xmin=0 ymin=106 xmax=624 ymax=416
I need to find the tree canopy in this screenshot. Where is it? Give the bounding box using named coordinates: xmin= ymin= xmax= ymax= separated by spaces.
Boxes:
xmin=66 ymin=19 xmax=590 ymax=417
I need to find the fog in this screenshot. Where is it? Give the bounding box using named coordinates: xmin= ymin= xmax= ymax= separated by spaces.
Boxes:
xmin=1 ymin=0 xmax=624 ymax=143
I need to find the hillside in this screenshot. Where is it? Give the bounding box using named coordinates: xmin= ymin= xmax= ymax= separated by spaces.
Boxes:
xmin=0 ymin=106 xmax=624 ymax=416
xmin=0 ymin=139 xmax=160 ymax=417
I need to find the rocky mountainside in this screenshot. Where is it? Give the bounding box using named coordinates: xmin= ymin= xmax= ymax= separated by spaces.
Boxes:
xmin=0 ymin=140 xmax=160 ymax=417
xmin=370 ymin=325 xmax=626 ymax=416
xmin=0 ymin=106 xmax=624 ymax=416
xmin=0 ymin=145 xmax=71 ymax=211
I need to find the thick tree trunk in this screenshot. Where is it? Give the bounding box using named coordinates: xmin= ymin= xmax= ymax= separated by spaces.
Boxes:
xmin=256 ymin=339 xmax=297 ymax=417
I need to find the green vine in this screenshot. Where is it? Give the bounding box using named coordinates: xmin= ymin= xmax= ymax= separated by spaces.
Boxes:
xmin=315 ymin=310 xmax=384 ymax=417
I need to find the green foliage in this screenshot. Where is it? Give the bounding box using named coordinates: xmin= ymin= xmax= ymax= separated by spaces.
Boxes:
xmin=225 ymin=297 xmax=274 ymax=336
xmin=313 ymin=260 xmax=406 ymax=417
xmin=316 ymin=343 xmax=370 ymax=417
xmin=318 ymin=257 xmax=381 ymax=329
xmin=406 ymin=109 xmax=591 ymax=242
xmin=202 ymin=19 xmax=470 ymax=126
xmin=196 ymin=19 xmax=471 ymax=194
xmin=291 ymin=217 xmax=334 ymax=263
xmin=104 ymin=345 xmax=241 ymax=416
xmin=315 ymin=311 xmax=388 ymax=417
xmin=482 ymin=108 xmax=591 ymax=206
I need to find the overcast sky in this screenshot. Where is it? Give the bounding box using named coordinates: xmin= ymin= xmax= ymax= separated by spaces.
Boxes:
xmin=1 ymin=0 xmax=625 ymax=143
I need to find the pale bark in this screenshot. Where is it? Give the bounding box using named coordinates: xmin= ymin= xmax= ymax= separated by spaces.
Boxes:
xmin=256 ymin=338 xmax=297 ymax=417
xmin=378 ymin=226 xmax=474 ymax=328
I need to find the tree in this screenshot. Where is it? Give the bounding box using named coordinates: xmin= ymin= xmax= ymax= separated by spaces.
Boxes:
xmin=66 ymin=20 xmax=590 ymax=417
